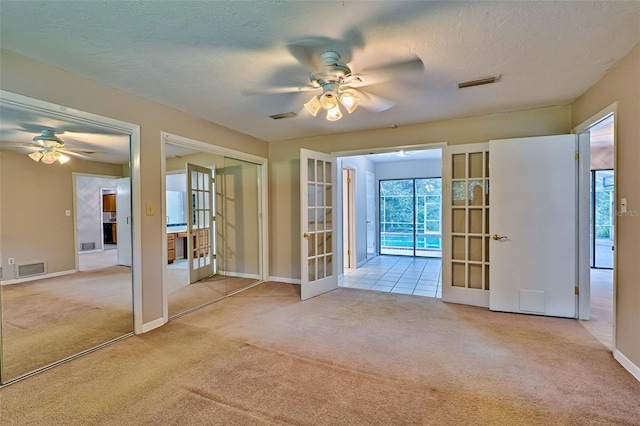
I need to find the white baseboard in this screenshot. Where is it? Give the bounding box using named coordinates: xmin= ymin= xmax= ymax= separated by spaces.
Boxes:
xmin=220 ymin=271 xmax=261 ymax=280
xmin=614 ymin=349 xmax=640 ymax=382
xmin=268 ymin=276 xmax=301 ymax=285
xmin=140 ymin=317 xmax=166 ymax=334
xmin=1 ymin=269 xmax=76 ymax=285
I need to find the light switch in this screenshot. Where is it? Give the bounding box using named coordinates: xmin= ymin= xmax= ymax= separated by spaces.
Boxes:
xmin=620 ymin=198 xmax=627 ymax=214
xmin=146 ymin=203 xmax=155 ymax=216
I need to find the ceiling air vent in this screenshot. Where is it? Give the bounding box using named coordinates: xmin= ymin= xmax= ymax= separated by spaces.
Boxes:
xmin=458 ymin=76 xmax=500 ymax=89
xmin=269 ymin=112 xmax=297 ymax=120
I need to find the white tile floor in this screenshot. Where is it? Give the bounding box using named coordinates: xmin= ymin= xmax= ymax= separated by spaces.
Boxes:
xmin=339 ymin=255 xmax=442 ymax=298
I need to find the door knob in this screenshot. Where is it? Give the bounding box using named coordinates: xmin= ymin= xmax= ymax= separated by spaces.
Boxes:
xmin=303 ymin=233 xmax=309 ymax=239
xmin=492 ymin=234 xmax=508 ymax=240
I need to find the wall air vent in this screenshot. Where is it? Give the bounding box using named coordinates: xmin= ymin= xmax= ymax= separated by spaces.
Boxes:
xmin=17 ymin=261 xmax=47 ymax=278
xmin=458 ymin=76 xmax=500 ymax=89
xmin=269 ymin=112 xmax=297 ymax=120
xmin=81 ymin=242 xmax=96 ymax=251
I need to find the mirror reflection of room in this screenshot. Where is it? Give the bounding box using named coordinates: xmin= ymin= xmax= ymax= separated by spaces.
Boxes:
xmin=165 ymin=149 xmax=262 ymax=318
xmin=0 ymin=111 xmax=133 ymax=384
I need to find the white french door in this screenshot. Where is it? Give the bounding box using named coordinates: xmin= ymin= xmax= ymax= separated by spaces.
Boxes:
xmin=187 ymin=163 xmax=216 ymax=284
xmin=442 ymin=136 xmax=578 ymax=318
xmin=489 ymin=135 xmax=577 ymax=317
xmin=300 ymin=149 xmax=337 ymax=300
xmin=442 ymin=143 xmax=491 ymax=307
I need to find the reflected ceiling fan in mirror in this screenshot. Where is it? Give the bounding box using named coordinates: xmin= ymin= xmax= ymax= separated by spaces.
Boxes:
xmin=242 ymin=37 xmax=424 ymax=121
xmin=24 ymin=129 xmax=93 ymax=164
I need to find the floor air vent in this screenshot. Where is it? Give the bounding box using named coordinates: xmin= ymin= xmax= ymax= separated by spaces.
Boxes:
xmin=17 ymin=261 xmax=47 ymax=278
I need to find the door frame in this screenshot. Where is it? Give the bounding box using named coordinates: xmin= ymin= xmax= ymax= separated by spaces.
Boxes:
xmin=572 ymin=103 xmax=617 ymax=335
xmin=160 ymin=132 xmax=269 ymax=321
xmin=342 ymin=167 xmax=356 ymax=269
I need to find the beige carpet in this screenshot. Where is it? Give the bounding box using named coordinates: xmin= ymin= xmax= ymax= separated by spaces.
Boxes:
xmin=2 ymin=282 xmax=639 ymax=425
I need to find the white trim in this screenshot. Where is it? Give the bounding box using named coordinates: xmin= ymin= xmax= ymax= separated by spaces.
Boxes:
xmin=0 ymin=90 xmax=143 ymax=335
xmin=333 ymin=142 xmax=447 ymax=158
xmin=160 ymin=138 xmax=169 ymax=322
xmin=577 ymin=133 xmax=591 ymax=320
xmin=1 ymin=269 xmax=75 ymax=285
xmin=269 ymin=276 xmax=301 ymax=285
xmin=220 ymin=271 xmax=261 ymax=280
xmin=571 ymin=102 xmax=616 ymax=134
xmin=141 ymin=317 xmax=166 ymax=333
xmin=614 ymin=349 xmax=640 ymax=382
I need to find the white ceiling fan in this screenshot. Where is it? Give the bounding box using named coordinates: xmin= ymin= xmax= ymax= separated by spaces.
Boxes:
xmin=242 ymin=37 xmax=424 ymax=121
xmin=14 ymin=129 xmax=96 ymax=164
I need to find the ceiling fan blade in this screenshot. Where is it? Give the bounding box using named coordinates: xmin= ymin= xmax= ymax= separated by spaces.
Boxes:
xmin=241 ymin=85 xmax=317 ymax=96
xmin=350 ymin=88 xmax=396 ymax=113
xmin=287 ymin=37 xmax=354 ymax=70
xmin=360 ymin=55 xmax=424 ymax=80
xmin=61 ymin=149 xmax=91 ymax=159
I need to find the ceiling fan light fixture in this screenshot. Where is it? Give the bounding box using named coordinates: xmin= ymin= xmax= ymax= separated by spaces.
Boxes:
xmin=57 ymin=153 xmax=71 ymax=164
xmin=319 ymin=89 xmax=338 ymax=110
xmin=339 ymin=91 xmax=360 ymax=113
xmin=304 ymin=95 xmax=321 ymax=117
xmin=326 ymin=104 xmax=342 ymax=121
xmin=28 ymin=151 xmax=44 ymax=162
xmin=41 ymin=150 xmax=58 ymax=164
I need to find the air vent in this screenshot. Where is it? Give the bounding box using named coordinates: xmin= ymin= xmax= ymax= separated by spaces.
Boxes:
xmin=81 ymin=242 xmax=96 ymax=251
xmin=458 ymin=76 xmax=500 ymax=89
xmin=17 ymin=261 xmax=47 ymax=278
xmin=269 ymin=112 xmax=297 ymax=120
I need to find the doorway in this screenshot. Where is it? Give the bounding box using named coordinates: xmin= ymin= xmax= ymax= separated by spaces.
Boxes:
xmin=335 ymin=146 xmax=443 ymax=298
xmin=578 ymin=111 xmax=615 ymax=349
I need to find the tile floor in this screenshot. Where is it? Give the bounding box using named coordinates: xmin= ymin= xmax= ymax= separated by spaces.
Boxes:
xmin=339 ymin=255 xmax=442 ymax=298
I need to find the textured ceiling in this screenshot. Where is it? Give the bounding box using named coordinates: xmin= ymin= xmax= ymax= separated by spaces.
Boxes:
xmin=0 ymin=1 xmax=638 ymax=145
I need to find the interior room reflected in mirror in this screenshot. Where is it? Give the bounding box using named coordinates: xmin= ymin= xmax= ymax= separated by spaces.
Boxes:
xmin=165 ymin=145 xmax=263 ymax=318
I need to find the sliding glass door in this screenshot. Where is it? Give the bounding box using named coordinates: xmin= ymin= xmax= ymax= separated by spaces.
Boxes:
xmin=590 ymin=170 xmax=614 ymax=269
xmin=379 ymin=178 xmax=441 ymax=257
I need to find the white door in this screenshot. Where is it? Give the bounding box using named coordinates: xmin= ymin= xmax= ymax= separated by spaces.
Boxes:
xmin=301 ymin=149 xmax=337 ymax=300
xmin=116 ymin=177 xmax=132 ymax=267
xmin=489 ymin=135 xmax=577 ymax=318
xmin=366 ymin=171 xmax=376 ymax=259
xmin=187 ymin=163 xmax=215 ymax=283
xmin=441 ymin=143 xmax=491 ymax=307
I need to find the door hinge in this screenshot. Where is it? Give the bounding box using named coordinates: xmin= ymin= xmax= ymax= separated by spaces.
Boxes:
xmin=575 ymin=151 xmax=579 ymax=160
xmin=348 ymin=249 xmax=351 ymax=256
xmin=574 ymin=285 xmax=579 ymax=295
xmin=347 ymin=177 xmax=351 ymax=184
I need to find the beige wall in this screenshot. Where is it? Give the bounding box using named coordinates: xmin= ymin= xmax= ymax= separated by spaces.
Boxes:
xmin=269 ymin=105 xmax=571 ymax=280
xmin=1 ymin=50 xmax=268 ymax=324
xmin=572 ymin=44 xmax=640 ymax=371
xmin=0 ymin=149 xmax=122 ymax=279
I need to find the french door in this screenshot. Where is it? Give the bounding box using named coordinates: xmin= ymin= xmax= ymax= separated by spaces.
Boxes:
xmin=187 ymin=163 xmax=216 ymax=283
xmin=300 ymin=149 xmax=337 ymax=300
xmin=442 ymin=136 xmax=579 ymax=318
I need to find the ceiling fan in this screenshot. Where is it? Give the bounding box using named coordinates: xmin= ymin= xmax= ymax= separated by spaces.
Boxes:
xmin=243 ymin=38 xmax=424 ymax=121
xmin=22 ymin=129 xmax=95 ymax=164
